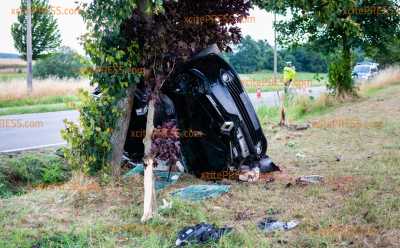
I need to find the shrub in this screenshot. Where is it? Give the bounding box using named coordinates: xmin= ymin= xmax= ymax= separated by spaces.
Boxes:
xmin=33 ymin=47 xmax=90 ymax=79
xmin=328 ymin=53 xmax=356 ymax=97
xmin=0 ymin=153 xmax=71 ymax=198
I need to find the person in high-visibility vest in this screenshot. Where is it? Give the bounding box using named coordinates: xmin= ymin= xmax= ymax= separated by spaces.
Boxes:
xmin=283 ymin=62 xmax=296 ymax=94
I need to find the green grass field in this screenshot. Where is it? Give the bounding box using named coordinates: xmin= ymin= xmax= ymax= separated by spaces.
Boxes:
xmin=0 ymin=72 xmax=25 ymax=82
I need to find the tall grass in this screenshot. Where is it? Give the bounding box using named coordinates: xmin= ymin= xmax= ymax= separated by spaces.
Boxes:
xmin=0 ymin=78 xmax=91 ymax=102
xmin=360 ymin=66 xmax=400 ymax=96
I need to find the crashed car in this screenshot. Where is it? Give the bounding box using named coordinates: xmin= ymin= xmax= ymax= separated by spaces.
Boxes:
xmin=123 ymin=44 xmax=277 ymax=177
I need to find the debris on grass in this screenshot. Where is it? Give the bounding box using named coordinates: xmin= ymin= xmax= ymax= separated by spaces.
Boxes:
xmin=295 ymin=175 xmax=324 ymax=185
xmin=160 ymin=198 xmax=172 ymax=210
xmin=257 ymin=217 xmax=300 ymax=233
xmin=171 ymin=185 xmax=230 ymax=201
xmin=287 ymin=123 xmax=311 ymax=131
xmin=239 ymin=167 xmax=260 ymax=182
xmin=124 ymin=164 xmax=181 ymax=190
xmin=175 ymin=223 xmax=232 ymax=247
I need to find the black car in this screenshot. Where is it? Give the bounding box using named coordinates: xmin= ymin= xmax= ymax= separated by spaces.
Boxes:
xmin=124 ymin=44 xmax=276 ymax=176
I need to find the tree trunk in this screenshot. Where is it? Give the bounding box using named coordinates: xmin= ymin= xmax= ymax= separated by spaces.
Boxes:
xmin=109 ymin=85 xmax=136 ymax=179
xmin=339 ymin=34 xmax=354 ymax=97
xmin=141 ymin=98 xmax=157 ymax=222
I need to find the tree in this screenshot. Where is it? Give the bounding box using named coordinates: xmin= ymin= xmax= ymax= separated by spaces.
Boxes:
xmin=11 ymin=0 xmax=62 ymax=60
xmin=33 ymin=47 xmax=89 ymax=79
xmin=63 ymin=0 xmax=251 ymax=223
xmin=226 ymin=35 xmax=328 ymax=73
xmin=254 ymin=0 xmax=400 ymax=97
xmin=227 ymin=35 xmax=266 ymax=72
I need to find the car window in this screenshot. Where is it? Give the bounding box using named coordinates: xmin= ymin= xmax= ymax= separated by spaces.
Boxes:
xmin=354 ymin=65 xmax=370 ymax=74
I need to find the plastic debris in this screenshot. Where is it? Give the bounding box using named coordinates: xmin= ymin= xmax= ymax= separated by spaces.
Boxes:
xmin=124 ymin=164 xmax=181 ymax=191
xmin=257 ymin=218 xmax=300 ymax=233
xmin=239 ymin=167 xmax=260 ymax=182
xmin=123 ymin=163 xmax=145 ymax=177
xmin=175 ymin=223 xmax=232 ymax=247
xmin=295 ymin=152 xmax=306 ymax=159
xmin=160 ymin=199 xmax=172 ymax=210
xmin=171 ymin=185 xmax=230 ymax=201
xmin=296 ymin=175 xmax=324 ymax=185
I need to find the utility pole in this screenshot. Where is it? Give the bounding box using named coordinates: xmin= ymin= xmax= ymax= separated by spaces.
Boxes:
xmin=273 ymin=12 xmax=277 ymax=85
xmin=27 ymin=0 xmax=33 ymax=93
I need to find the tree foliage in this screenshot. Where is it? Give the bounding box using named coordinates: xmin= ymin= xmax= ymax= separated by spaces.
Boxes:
xmin=11 ymin=0 xmax=62 ymax=60
xmin=33 ymin=47 xmax=89 ymax=79
xmin=254 ymin=0 xmax=400 ymax=95
xmin=62 ymin=0 xmax=251 ymax=175
xmin=226 ymin=35 xmax=328 ymax=73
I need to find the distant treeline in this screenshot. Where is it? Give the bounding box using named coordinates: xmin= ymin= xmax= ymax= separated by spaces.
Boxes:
xmin=0 ymin=53 xmax=20 ymax=59
xmin=224 ymin=35 xmax=328 ymax=73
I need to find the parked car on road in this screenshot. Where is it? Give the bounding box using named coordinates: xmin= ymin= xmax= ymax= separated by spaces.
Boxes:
xmin=352 ymin=62 xmax=379 ymax=82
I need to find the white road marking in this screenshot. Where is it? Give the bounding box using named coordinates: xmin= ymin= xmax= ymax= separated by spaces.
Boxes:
xmin=0 ymin=142 xmax=67 ymax=153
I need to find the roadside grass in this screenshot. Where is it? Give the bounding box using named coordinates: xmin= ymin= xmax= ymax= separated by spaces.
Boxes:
xmin=1 ymin=69 xmax=400 ymax=247
xmin=1 ymin=80 xmax=400 ymax=247
xmin=257 ymin=66 xmax=400 ymax=125
xmin=0 ymin=151 xmax=71 ymax=198
xmin=359 ymin=66 xmax=400 ymax=97
xmin=0 ymin=103 xmax=77 ymax=116
xmin=0 ymin=79 xmax=89 ymax=115
xmin=0 ymin=72 xmax=25 ymax=82
xmin=0 ymin=95 xmax=79 ymax=108
xmin=256 ymin=93 xmax=338 ymax=124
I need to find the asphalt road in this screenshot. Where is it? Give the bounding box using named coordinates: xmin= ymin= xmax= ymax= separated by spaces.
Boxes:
xmin=0 ymin=87 xmax=326 ymax=152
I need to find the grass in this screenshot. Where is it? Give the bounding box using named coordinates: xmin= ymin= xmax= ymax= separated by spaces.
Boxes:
xmin=257 ymin=66 xmax=400 ymax=124
xmin=0 ymin=151 xmax=71 ymax=198
xmin=0 ymin=103 xmax=77 ymax=116
xmin=0 ymin=95 xmax=79 ymax=108
xmin=256 ymin=93 xmax=337 ymax=124
xmin=0 ymin=79 xmax=89 ymax=115
xmin=0 ymin=68 xmax=400 ymax=247
xmin=1 ymin=82 xmax=400 ymax=247
xmin=0 ymin=72 xmax=25 ymax=82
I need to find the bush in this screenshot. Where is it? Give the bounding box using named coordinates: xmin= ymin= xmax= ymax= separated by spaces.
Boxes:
xmin=328 ymin=53 xmax=355 ymax=97
xmin=33 ymin=47 xmax=89 ymax=79
xmin=0 ymin=153 xmax=71 ymax=198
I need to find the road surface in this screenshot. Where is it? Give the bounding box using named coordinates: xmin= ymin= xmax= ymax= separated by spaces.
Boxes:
xmin=0 ymin=87 xmax=326 ymax=152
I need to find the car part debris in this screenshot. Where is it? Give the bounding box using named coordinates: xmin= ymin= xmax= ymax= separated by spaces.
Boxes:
xmin=287 ymin=123 xmax=310 ymax=131
xmin=257 ymin=218 xmax=300 ymax=233
xmin=296 ymin=175 xmax=324 ymax=185
xmin=160 ymin=199 xmax=172 ymax=210
xmin=175 ymin=223 xmax=232 ymax=247
xmin=171 ymin=184 xmax=230 ymax=201
xmin=258 ymin=156 xmax=280 ymax=173
xmin=239 ymin=167 xmax=260 ymax=182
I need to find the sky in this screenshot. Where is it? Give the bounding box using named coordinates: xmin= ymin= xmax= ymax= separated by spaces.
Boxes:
xmin=0 ymin=1 xmax=277 ymax=55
